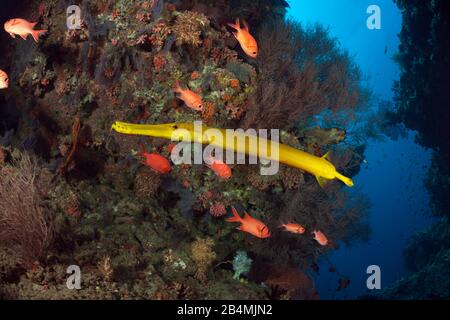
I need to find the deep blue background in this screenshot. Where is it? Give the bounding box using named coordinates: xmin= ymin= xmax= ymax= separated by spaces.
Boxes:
xmin=287 ymin=0 xmax=435 ymax=299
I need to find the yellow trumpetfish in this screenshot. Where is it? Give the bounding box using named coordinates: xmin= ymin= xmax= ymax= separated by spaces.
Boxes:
xmin=111 ymin=121 xmax=354 ymax=187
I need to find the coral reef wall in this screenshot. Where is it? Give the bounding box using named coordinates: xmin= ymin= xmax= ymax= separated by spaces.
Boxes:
xmin=0 ymin=0 xmax=368 ymax=299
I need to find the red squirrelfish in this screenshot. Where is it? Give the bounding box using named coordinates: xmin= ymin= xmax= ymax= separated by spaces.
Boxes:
xmin=174 ymin=80 xmax=203 ymax=112
xmin=312 ymin=230 xmax=329 ymax=246
xmin=4 ymin=18 xmax=47 ymax=43
xmin=227 ymin=18 xmax=258 ymax=58
xmin=206 ymin=156 xmax=232 ymax=180
xmin=280 ymin=223 xmax=305 ymax=234
xmin=227 ymin=207 xmax=270 ymax=239
xmin=139 ymin=151 xmax=171 ymax=174
xmin=0 ymin=69 xmax=9 ymax=89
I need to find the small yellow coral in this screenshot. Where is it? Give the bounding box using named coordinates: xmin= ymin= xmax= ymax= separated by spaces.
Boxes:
xmin=190 ymin=237 xmax=216 ymax=282
xmin=98 ymin=256 xmax=114 ymax=282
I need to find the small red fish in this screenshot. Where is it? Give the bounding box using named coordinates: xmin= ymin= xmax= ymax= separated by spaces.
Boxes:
xmin=312 ymin=230 xmax=329 ymax=246
xmin=0 ymin=69 xmax=9 ymax=89
xmin=206 ymin=156 xmax=232 ymax=180
xmin=337 ymin=278 xmax=350 ymax=291
xmin=279 ymin=222 xmax=305 ymax=234
xmin=4 ymin=18 xmax=47 ymax=43
xmin=173 ymin=80 xmax=203 ymax=112
xmin=139 ymin=151 xmax=171 ymax=174
xmin=227 ymin=18 xmax=258 ymax=58
xmin=227 ymin=207 xmax=270 ymax=239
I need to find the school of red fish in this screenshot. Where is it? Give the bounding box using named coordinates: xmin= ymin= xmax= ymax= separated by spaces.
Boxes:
xmin=0 ymin=14 xmax=330 ymax=246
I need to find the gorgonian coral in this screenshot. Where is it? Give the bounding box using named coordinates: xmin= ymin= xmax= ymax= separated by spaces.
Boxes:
xmin=0 ymin=152 xmax=54 ymax=265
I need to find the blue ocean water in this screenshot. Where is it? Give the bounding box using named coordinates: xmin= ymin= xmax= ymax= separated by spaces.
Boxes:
xmin=287 ymin=0 xmax=435 ymax=299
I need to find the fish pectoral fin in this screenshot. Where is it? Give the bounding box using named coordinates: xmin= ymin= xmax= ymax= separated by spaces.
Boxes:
xmin=316 ymin=175 xmax=330 ymax=188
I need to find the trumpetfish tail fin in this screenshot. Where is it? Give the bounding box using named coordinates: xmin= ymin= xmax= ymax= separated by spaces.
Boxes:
xmin=335 ymin=172 xmax=354 ymax=187
xmin=316 ymin=173 xmax=354 ymax=188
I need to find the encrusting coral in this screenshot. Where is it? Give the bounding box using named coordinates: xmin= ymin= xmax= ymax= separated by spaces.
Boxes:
xmin=172 ymin=11 xmax=210 ymax=47
xmin=134 ymin=167 xmax=162 ymax=199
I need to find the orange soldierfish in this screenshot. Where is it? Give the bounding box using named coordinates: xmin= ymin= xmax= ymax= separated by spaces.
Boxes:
xmin=139 ymin=151 xmax=171 ymax=174
xmin=206 ymin=156 xmax=232 ymax=180
xmin=312 ymin=230 xmax=329 ymax=246
xmin=4 ymin=18 xmax=47 ymax=43
xmin=173 ymin=80 xmax=203 ymax=112
xmin=227 ymin=207 xmax=270 ymax=239
xmin=227 ymin=18 xmax=258 ymax=58
xmin=0 ymin=69 xmax=9 ymax=89
xmin=279 ymin=223 xmax=305 ymax=234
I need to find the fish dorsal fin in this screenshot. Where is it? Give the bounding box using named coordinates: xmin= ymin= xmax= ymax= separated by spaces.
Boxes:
xmin=322 ymin=150 xmax=331 ymax=160
xmin=316 ymin=175 xmax=329 ymax=188
xmin=235 ymin=18 xmax=241 ymax=29
xmin=243 ymin=211 xmax=252 ymax=220
xmin=242 ymin=20 xmax=250 ymax=32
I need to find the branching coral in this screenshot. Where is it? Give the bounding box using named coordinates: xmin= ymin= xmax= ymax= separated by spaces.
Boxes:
xmin=149 ymin=21 xmax=172 ymax=51
xmin=172 ymin=11 xmax=210 ymax=47
xmin=134 ymin=167 xmax=162 ymax=198
xmin=190 ymin=237 xmax=216 ymax=282
xmin=98 ymin=255 xmax=114 ymax=282
xmin=0 ymin=152 xmax=54 ymax=264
